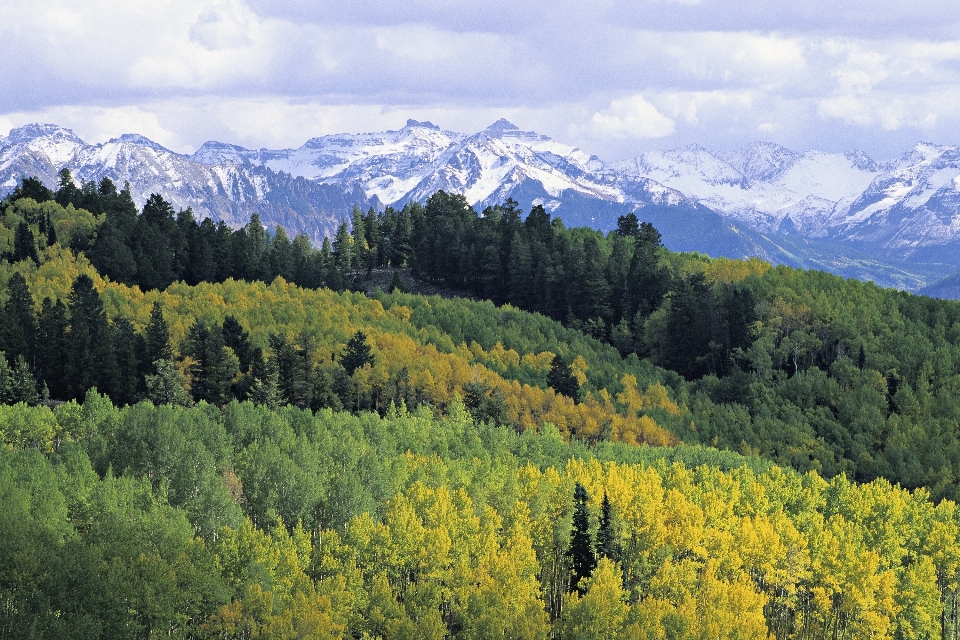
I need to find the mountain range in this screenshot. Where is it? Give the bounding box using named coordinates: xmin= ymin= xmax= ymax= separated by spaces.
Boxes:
xmin=4 ymin=119 xmax=960 ymax=293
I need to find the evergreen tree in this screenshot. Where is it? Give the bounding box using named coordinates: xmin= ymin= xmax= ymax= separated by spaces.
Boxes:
xmin=547 ymin=354 xmax=580 ymax=403
xmin=0 ymin=353 xmax=12 ymax=404
xmin=615 ymin=212 xmax=640 ymax=237
xmin=341 ymin=330 xmax=374 ymax=376
xmin=568 ymin=482 xmax=596 ymax=594
xmin=143 ymin=302 xmax=172 ymax=371
xmin=10 ymin=354 xmax=38 ymax=404
xmin=268 ymin=333 xmax=316 ymax=409
xmin=507 ymin=230 xmax=533 ymax=307
xmin=184 ymin=320 xmax=238 ymax=406
xmin=12 ymin=222 xmax=39 ymax=264
xmin=10 ymin=176 xmax=53 ymax=203
xmin=2 ymin=272 xmax=37 ymax=369
xmin=388 ymin=270 xmax=407 ymax=294
xmin=65 ymin=274 xmax=116 ymax=399
xmin=145 ymin=359 xmax=193 ymax=407
xmin=134 ymin=193 xmax=178 ymax=290
xmin=111 ymin=316 xmax=142 ymax=406
xmin=269 ymin=225 xmax=294 ymax=281
xmin=627 ymin=223 xmax=668 ymax=321
xmin=248 ymin=356 xmax=282 ymax=410
xmin=54 ymin=168 xmax=80 ymax=207
xmin=36 ymin=298 xmax=68 ymax=399
xmin=222 ymin=315 xmax=253 ymax=373
xmin=596 ymin=492 xmax=620 ymax=562
xmin=333 ymin=220 xmax=353 ymax=278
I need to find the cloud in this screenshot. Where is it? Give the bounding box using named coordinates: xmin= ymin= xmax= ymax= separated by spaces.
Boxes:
xmin=190 ymin=2 xmax=254 ymax=50
xmin=580 ymin=96 xmax=675 ymax=140
xmin=1 ymin=0 xmax=960 ymax=162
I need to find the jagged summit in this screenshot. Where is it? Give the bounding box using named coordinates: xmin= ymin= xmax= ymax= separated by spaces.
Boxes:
xmin=719 ymin=142 xmax=799 ymax=182
xmin=6 ymin=123 xmax=83 ymax=145
xmin=404 ymin=119 xmax=440 ymax=130
xmin=110 ymin=133 xmax=175 ymax=153
xmin=484 ymin=118 xmax=520 ymax=136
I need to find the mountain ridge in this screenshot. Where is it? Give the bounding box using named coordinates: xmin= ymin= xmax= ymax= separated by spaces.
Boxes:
xmin=5 ymin=121 xmax=960 ymax=292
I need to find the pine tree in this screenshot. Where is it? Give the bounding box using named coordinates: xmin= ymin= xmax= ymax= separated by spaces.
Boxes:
xmin=10 ymin=355 xmax=38 ymax=404
xmin=341 ymin=330 xmax=374 ymax=376
xmin=3 ymin=272 xmax=37 ymax=369
xmin=12 ymin=222 xmax=39 ymax=264
xmin=388 ymin=270 xmax=407 ymax=294
xmin=36 ymin=298 xmax=68 ymax=399
xmin=145 ymin=359 xmax=193 ymax=407
xmin=333 ymin=220 xmax=353 ymax=278
xmin=269 ymin=225 xmax=294 ymax=281
xmin=111 ymin=316 xmax=142 ymax=406
xmin=596 ymin=492 xmax=620 ymax=562
xmin=222 ymin=315 xmax=253 ymax=373
xmin=143 ymin=302 xmax=172 ymax=371
xmin=184 ymin=320 xmax=239 ymax=406
xmin=568 ymin=482 xmax=596 ymax=594
xmin=65 ymin=274 xmax=116 ymax=399
xmin=0 ymin=352 xmax=13 ymax=404
xmin=547 ymin=354 xmax=580 ymax=403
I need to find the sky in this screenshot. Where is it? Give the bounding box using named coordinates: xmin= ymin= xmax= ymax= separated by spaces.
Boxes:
xmin=2 ymin=0 xmax=960 ymax=162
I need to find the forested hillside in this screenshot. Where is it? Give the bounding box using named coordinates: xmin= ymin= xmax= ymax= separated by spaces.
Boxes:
xmin=2 ymin=397 xmax=956 ymax=640
xmin=4 ymin=175 xmax=960 ymax=638
xmin=5 ymin=178 xmax=960 ymax=502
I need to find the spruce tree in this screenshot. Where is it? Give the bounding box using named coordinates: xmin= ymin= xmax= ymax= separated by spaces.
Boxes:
xmin=111 ymin=316 xmax=142 ymax=406
xmin=3 ymin=272 xmax=37 ymax=369
xmin=596 ymin=492 xmax=620 ymax=562
xmin=547 ymin=354 xmax=580 ymax=403
xmin=10 ymin=355 xmax=38 ymax=404
xmin=37 ymin=298 xmax=68 ymax=400
xmin=222 ymin=315 xmax=253 ymax=373
xmin=341 ymin=330 xmax=374 ymax=376
xmin=12 ymin=222 xmax=39 ymax=264
xmin=568 ymin=482 xmax=596 ymax=594
xmin=145 ymin=359 xmax=193 ymax=407
xmin=65 ymin=274 xmax=116 ymax=399
xmin=143 ymin=302 xmax=172 ymax=370
xmin=184 ymin=320 xmax=238 ymax=406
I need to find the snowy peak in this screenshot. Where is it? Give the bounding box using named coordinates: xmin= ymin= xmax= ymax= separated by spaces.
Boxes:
xmin=483 ymin=118 xmax=520 ymax=137
xmin=6 ymin=123 xmax=84 ymax=146
xmin=719 ymin=142 xmax=799 ymax=182
xmin=191 ymin=141 xmax=256 ymax=166
xmin=404 ymin=118 xmax=440 ymax=130
xmin=844 ymin=149 xmax=878 ymax=172
xmin=109 ymin=133 xmax=175 ymax=154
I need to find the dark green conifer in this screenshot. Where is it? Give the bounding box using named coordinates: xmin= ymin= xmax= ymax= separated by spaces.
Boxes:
xmin=596 ymin=492 xmax=620 ymax=562
xmin=13 ymin=222 xmax=39 ymax=264
xmin=547 ymin=354 xmax=580 ymax=403
xmin=143 ymin=302 xmax=172 ymax=375
xmin=341 ymin=330 xmax=374 ymax=376
xmin=3 ymin=273 xmax=37 ymax=368
xmin=568 ymin=482 xmax=596 ymax=594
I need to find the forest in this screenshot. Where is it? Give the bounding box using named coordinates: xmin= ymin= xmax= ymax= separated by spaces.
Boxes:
xmin=3 ymin=174 xmax=960 ymax=637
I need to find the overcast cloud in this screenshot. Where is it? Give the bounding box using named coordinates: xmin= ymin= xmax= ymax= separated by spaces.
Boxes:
xmin=2 ymin=0 xmax=959 ymax=161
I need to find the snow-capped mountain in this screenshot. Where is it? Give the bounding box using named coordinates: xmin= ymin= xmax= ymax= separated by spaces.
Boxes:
xmin=614 ymin=144 xmax=881 ymax=236
xmin=0 ymin=124 xmax=379 ymax=242
xmin=7 ymin=119 xmax=960 ymax=291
